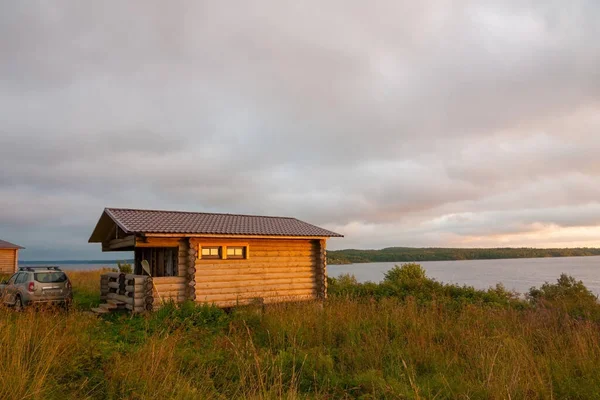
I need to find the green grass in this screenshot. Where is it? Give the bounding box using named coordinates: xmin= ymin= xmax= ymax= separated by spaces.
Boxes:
xmin=0 ymin=266 xmax=599 ymax=399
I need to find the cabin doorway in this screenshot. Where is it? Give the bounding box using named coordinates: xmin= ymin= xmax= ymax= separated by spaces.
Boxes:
xmin=134 ymin=247 xmax=178 ymax=277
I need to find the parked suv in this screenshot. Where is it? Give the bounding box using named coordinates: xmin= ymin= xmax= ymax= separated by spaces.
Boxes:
xmin=0 ymin=266 xmax=73 ymax=310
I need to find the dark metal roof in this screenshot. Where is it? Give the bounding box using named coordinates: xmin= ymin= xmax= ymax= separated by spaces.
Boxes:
xmin=0 ymin=240 xmax=24 ymax=249
xmin=90 ymin=208 xmax=343 ymax=242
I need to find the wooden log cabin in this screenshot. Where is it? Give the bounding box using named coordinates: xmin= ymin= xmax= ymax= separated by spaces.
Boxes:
xmin=89 ymin=208 xmax=342 ymax=307
xmin=0 ymin=240 xmax=24 ymax=274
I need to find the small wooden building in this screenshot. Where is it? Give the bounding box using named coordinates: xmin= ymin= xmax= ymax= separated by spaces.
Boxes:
xmin=89 ymin=208 xmax=342 ymax=307
xmin=0 ymin=240 xmax=24 ymax=274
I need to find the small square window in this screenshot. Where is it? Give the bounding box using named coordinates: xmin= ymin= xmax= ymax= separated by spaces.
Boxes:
xmin=201 ymin=246 xmax=221 ymax=259
xmin=226 ymin=246 xmax=246 ymax=259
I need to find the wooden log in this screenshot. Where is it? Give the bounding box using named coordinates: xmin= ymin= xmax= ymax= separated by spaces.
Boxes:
xmin=194 ymin=258 xmax=317 ymax=266
xmin=199 ymin=295 xmax=315 ymax=308
xmin=195 ymin=266 xmax=315 ymax=274
xmin=196 ymin=293 xmax=316 ymax=306
xmin=104 ymin=272 xmax=122 ymax=279
xmin=196 ymin=269 xmax=315 ymax=283
xmin=199 ymin=291 xmax=317 ymax=302
xmin=125 ymin=277 xmax=149 ymax=285
xmin=194 ymin=261 xmax=314 ymax=269
xmin=125 ymin=284 xmax=146 ymax=292
xmin=196 ymin=282 xmax=317 ymax=294
xmin=104 ymin=235 xmax=135 ymax=250
xmin=153 ymin=283 xmax=187 ymax=291
xmin=195 ymin=288 xmax=316 ymax=302
xmin=195 ymin=260 xmax=316 ymax=267
xmin=248 ymin=251 xmax=315 ymax=257
xmin=106 ymin=293 xmax=134 ymax=305
xmin=125 ymin=291 xmax=150 ymax=299
xmin=107 ymin=282 xmax=123 ymax=290
xmin=195 ymin=277 xmax=316 ymax=288
xmin=195 ymin=265 xmax=315 ymax=275
xmin=152 ymin=277 xmax=186 ymax=284
xmin=188 ymin=244 xmax=197 ymax=301
xmin=135 ymin=237 xmax=181 ymax=247
xmin=248 ymin=248 xmax=314 ymax=253
xmin=152 ymin=289 xmax=187 ymax=298
xmin=319 ymin=239 xmax=328 ymax=299
xmin=127 ymin=298 xmax=147 ymax=307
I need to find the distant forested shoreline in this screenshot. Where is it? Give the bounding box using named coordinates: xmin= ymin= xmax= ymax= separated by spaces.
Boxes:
xmin=327 ymin=247 xmax=600 ymax=265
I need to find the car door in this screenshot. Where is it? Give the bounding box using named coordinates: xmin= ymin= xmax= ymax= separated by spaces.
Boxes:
xmin=2 ymin=272 xmax=21 ymax=305
xmin=14 ymin=272 xmax=29 ymax=302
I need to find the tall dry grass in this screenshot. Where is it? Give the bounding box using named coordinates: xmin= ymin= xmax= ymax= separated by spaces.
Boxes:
xmin=0 ymin=269 xmax=599 ymax=399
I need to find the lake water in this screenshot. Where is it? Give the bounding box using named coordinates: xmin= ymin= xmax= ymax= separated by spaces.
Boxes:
xmin=329 ymin=256 xmax=600 ymax=296
xmin=20 ymin=262 xmax=120 ymax=271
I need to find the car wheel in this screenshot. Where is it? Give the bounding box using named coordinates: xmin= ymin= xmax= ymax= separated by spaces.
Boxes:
xmin=14 ymin=295 xmax=23 ymax=312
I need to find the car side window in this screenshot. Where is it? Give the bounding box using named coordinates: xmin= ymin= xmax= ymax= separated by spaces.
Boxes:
xmin=15 ymin=273 xmax=29 ymax=284
xmin=7 ymin=273 xmax=20 ymax=285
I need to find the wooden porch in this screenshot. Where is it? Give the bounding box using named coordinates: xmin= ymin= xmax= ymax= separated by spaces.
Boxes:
xmin=94 ymin=273 xmax=188 ymax=314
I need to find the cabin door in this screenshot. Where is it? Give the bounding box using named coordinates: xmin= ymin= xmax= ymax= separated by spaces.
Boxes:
xmin=135 ymin=247 xmax=178 ymax=277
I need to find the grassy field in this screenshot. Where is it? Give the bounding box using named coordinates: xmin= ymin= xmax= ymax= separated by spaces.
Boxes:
xmin=1 ymin=266 xmax=600 ymax=399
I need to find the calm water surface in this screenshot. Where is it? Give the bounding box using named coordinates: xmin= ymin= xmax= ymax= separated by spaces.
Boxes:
xmin=329 ymin=256 xmax=600 ymax=296
xmin=20 ymin=263 xmax=119 ymax=271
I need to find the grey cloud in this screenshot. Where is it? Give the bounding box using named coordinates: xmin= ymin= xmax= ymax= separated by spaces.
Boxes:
xmin=1 ymin=1 xmax=599 ymax=258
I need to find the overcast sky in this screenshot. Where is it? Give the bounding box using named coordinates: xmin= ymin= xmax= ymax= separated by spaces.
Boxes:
xmin=1 ymin=1 xmax=599 ymax=260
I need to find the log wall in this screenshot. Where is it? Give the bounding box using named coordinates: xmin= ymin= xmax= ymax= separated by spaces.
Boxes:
xmin=0 ymin=249 xmax=16 ymax=274
xmin=152 ymin=276 xmax=187 ymax=308
xmin=192 ymin=238 xmax=321 ymax=307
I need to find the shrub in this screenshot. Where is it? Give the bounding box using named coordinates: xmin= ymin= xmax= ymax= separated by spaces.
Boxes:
xmin=329 ymin=263 xmax=526 ymax=308
xmin=117 ymin=262 xmax=133 ymax=274
xmin=528 ymin=273 xmax=600 ymax=320
xmin=383 ymin=263 xmax=427 ymax=283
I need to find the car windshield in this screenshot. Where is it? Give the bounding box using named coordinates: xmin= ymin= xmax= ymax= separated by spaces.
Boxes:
xmin=34 ymin=272 xmax=67 ymax=283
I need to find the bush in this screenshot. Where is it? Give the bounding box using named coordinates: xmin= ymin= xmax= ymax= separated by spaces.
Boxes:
xmin=117 ymin=262 xmax=133 ymax=274
xmin=528 ymin=274 xmax=600 ymax=320
xmin=383 ymin=263 xmax=427 ymax=283
xmin=329 ymin=263 xmax=526 ymax=308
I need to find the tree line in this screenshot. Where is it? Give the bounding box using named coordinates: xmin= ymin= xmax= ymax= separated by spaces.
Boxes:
xmin=327 ymin=247 xmax=600 ymax=264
